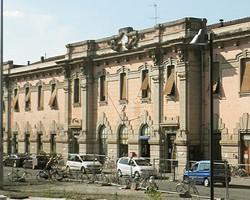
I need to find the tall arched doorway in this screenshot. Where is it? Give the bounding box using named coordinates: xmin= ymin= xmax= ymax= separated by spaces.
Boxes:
xmin=118 ymin=125 xmax=128 ymax=157
xmin=24 ymin=133 xmax=30 ymax=154
xmin=68 ymin=129 xmax=80 ymax=154
xmin=99 ymin=125 xmax=107 ymax=156
xmin=37 ymin=132 xmax=43 ymax=154
xmin=140 ymin=124 xmax=150 ymax=158
xmin=12 ymin=132 xmax=18 ymax=154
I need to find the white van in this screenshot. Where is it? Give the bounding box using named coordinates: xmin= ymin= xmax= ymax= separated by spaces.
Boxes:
xmin=66 ymin=154 xmax=102 ymax=173
xmin=117 ymin=157 xmax=155 ymax=177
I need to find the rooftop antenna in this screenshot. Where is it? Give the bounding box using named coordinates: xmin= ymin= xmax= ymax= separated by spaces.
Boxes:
xmin=153 ymin=2 xmax=158 ymax=25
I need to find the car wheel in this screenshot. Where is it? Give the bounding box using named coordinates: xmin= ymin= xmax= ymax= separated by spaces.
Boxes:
xmin=183 ymin=175 xmax=189 ymax=182
xmin=66 ymin=166 xmax=70 ymax=173
xmin=204 ymin=178 xmax=209 ymax=187
xmin=81 ymin=167 xmax=86 ymax=174
xmin=134 ymin=171 xmax=140 ymax=178
xmin=117 ymin=169 xmax=122 ymax=177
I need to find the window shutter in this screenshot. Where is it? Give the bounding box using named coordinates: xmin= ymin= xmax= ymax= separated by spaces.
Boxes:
xmin=48 ymin=89 xmax=57 ymax=106
xmin=121 ymin=74 xmax=126 ymax=100
xmin=12 ymin=93 xmax=19 ymax=108
xmin=25 ymin=89 xmax=31 ymax=102
xmin=212 ymin=62 xmax=220 ymax=93
xmin=164 ymin=72 xmax=175 ymax=95
xmin=241 ymin=61 xmax=250 ymax=92
xmin=141 ymin=75 xmax=149 ymax=90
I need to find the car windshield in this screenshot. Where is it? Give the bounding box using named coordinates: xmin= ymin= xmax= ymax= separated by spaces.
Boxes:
xmin=80 ymin=155 xmax=96 ymax=161
xmin=134 ymin=159 xmax=151 ymax=166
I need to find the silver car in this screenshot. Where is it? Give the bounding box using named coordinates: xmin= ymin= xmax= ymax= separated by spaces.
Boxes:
xmin=66 ymin=154 xmax=102 ymax=173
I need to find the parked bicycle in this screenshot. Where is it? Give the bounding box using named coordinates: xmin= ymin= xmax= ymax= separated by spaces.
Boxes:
xmin=8 ymin=168 xmax=32 ymax=182
xmin=103 ymin=157 xmax=116 ymax=170
xmin=176 ymin=178 xmax=199 ymax=196
xmin=231 ymin=165 xmax=249 ymax=177
xmin=36 ymin=156 xmax=63 ymax=182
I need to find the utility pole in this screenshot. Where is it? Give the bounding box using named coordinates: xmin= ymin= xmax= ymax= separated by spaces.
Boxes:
xmin=0 ymin=0 xmax=4 ymax=189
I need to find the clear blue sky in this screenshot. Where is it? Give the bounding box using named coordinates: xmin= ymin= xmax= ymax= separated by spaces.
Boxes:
xmin=3 ymin=0 xmax=250 ymax=64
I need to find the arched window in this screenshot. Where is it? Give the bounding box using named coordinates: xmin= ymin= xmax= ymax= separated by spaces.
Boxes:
xmin=119 ymin=125 xmax=128 ymax=157
xmin=99 ymin=125 xmax=108 ymax=156
xmin=140 ymin=124 xmax=150 ymax=158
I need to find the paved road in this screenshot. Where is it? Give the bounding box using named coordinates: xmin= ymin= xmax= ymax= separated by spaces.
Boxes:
xmin=2 ymin=167 xmax=250 ymax=199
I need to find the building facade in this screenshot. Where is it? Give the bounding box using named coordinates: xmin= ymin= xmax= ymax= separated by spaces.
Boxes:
xmin=2 ymin=17 xmax=250 ymax=172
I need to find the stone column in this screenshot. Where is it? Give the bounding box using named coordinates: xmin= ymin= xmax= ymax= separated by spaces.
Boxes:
xmin=62 ymin=66 xmax=70 ymax=155
xmin=151 ymin=74 xmax=161 ymax=168
xmin=152 ymin=75 xmax=161 ymax=131
xmin=80 ymin=76 xmax=87 ymax=154
xmin=176 ymin=50 xmax=189 ymax=173
xmin=3 ymin=78 xmax=11 ymax=154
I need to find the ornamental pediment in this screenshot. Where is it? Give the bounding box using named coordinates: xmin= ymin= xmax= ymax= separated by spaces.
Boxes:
xmin=108 ymin=27 xmax=143 ymax=52
xmin=69 ymin=118 xmax=82 ymax=128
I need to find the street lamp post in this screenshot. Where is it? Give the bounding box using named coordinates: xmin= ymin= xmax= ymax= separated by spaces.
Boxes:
xmin=190 ymin=30 xmax=214 ymax=200
xmin=0 ymin=0 xmax=3 ymax=189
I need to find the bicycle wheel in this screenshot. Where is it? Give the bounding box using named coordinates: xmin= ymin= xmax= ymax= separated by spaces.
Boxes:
xmin=176 ymin=183 xmax=187 ymax=194
xmin=8 ymin=171 xmax=17 ymax=182
xmin=36 ymin=170 xmax=47 ymax=181
xmin=24 ymin=172 xmax=32 ymax=183
xmin=239 ymin=168 xmax=248 ymax=177
xmin=192 ymin=185 xmax=199 ymax=195
xmin=140 ymin=177 xmax=150 ymax=189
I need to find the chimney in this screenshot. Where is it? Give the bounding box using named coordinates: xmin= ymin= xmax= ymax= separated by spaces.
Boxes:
xmin=219 ymin=19 xmax=224 ymax=27
xmin=41 ymin=56 xmax=45 ymax=62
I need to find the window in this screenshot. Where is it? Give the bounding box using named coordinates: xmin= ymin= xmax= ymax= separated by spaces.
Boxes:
xmin=37 ymin=132 xmax=43 ymax=154
xmin=120 ymin=73 xmax=127 ymax=100
xmin=25 ymin=87 xmax=31 ymax=111
xmin=12 ymin=133 xmax=18 ymax=153
xmin=141 ymin=70 xmax=149 ymax=98
xmin=48 ymin=84 xmax=57 ymax=109
xmin=240 ymin=58 xmax=250 ymax=93
xmin=100 ymin=75 xmax=106 ymax=101
xmin=119 ymin=125 xmax=128 ymax=157
xmin=213 ymin=62 xmax=220 ymax=94
xmin=12 ymin=88 xmax=19 ymax=112
xmin=24 ymin=133 xmax=30 ymax=153
xmin=38 ymin=85 xmax=43 ymax=110
xmin=50 ymin=133 xmax=56 ymax=154
xmin=74 ymin=78 xmax=80 ymax=104
xmin=164 ymin=65 xmax=175 ymax=96
xmin=140 ymin=124 xmax=150 ymax=158
xmin=99 ymin=126 xmax=108 ymax=156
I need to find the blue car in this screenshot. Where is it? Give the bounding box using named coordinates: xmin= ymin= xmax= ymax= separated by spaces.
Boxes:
xmin=183 ymin=160 xmax=231 ymax=187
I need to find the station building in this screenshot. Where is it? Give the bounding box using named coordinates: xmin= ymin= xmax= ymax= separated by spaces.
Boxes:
xmin=3 ymin=16 xmax=250 ymax=172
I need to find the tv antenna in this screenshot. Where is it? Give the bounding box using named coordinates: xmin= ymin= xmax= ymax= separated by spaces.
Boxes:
xmin=152 ymin=2 xmax=158 ymax=25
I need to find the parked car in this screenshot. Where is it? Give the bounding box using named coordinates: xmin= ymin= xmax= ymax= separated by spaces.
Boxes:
xmin=3 ymin=154 xmax=27 ymax=167
xmin=23 ymin=155 xmax=50 ymax=169
xmin=116 ymin=157 xmax=155 ymax=178
xmin=66 ymin=154 xmax=102 ymax=173
xmin=183 ymin=160 xmax=231 ymax=187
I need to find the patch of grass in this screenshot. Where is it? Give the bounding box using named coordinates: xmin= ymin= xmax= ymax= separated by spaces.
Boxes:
xmin=145 ymin=188 xmax=162 ymax=200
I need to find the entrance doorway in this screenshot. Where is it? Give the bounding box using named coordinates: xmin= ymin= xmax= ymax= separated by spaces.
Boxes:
xmin=12 ymin=133 xmax=18 ymax=154
xmin=161 ymin=126 xmax=177 ymax=172
xmin=118 ymin=125 xmax=128 ymax=157
xmin=214 ymin=132 xmax=222 ymax=160
xmin=68 ymin=130 xmax=80 ymax=154
xmin=140 ymin=124 xmax=150 ymax=158
xmin=37 ymin=133 xmax=43 ymax=154
xmin=24 ymin=134 xmax=30 ymax=154
xmin=241 ymin=134 xmax=250 ymax=174
xmin=50 ymin=134 xmax=56 ymax=154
